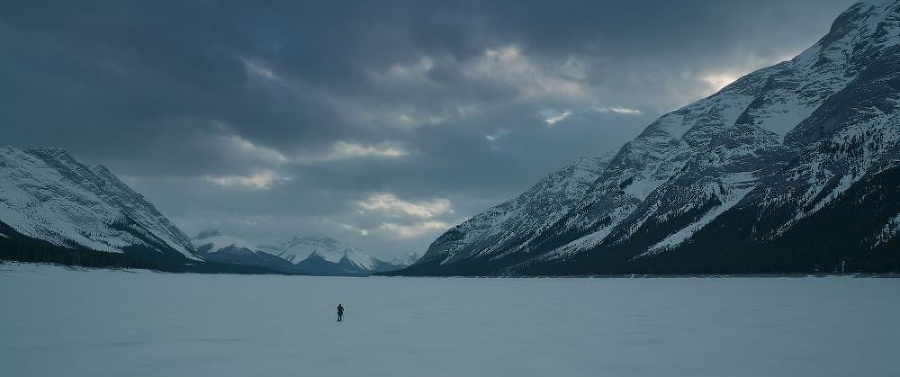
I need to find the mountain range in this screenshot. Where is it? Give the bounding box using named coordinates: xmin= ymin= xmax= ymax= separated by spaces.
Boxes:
xmin=0 ymin=146 xmax=409 ymax=275
xmin=2 ymin=1 xmax=897 ymax=277
xmin=197 ymin=231 xmax=406 ymax=275
xmin=396 ymin=0 xmax=900 ymax=276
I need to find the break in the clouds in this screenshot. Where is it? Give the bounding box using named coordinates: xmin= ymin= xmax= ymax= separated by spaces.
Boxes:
xmin=0 ymin=0 xmax=856 ymax=259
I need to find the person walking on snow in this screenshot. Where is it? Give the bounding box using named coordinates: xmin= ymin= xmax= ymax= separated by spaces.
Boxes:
xmin=337 ymin=304 xmax=344 ymax=322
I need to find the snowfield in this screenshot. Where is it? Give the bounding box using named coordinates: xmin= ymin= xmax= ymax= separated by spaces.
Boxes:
xmin=1 ymin=264 xmax=897 ymax=377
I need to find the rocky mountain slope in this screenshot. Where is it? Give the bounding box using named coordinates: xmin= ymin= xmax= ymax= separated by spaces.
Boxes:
xmin=400 ymin=0 xmax=900 ymax=276
xmin=0 ymin=146 xmax=199 ymax=266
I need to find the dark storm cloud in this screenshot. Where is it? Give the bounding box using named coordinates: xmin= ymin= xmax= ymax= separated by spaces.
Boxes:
xmin=0 ymin=0 xmax=857 ymax=258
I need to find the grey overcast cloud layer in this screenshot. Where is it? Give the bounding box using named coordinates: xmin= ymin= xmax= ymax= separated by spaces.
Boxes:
xmin=1 ymin=0 xmax=856 ymax=259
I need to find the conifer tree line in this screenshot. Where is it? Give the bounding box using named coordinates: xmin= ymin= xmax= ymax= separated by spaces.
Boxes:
xmin=0 ymin=226 xmax=161 ymax=270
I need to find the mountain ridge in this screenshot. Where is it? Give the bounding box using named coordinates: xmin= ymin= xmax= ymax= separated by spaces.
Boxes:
xmin=0 ymin=146 xmax=197 ymax=264
xmin=397 ymin=0 xmax=900 ymax=276
xmin=198 ymin=230 xmax=403 ymax=275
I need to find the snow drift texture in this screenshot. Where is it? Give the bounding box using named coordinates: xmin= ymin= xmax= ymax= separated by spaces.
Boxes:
xmin=403 ymin=0 xmax=900 ymax=276
xmin=3 ymin=264 xmax=898 ymax=377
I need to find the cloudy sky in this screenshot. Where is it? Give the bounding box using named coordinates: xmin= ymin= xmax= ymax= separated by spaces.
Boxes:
xmin=1 ymin=0 xmax=857 ymax=259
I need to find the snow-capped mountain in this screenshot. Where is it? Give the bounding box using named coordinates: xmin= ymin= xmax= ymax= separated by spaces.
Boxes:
xmin=260 ymin=234 xmax=401 ymax=275
xmin=261 ymin=234 xmax=344 ymax=264
xmin=0 ymin=146 xmax=198 ymax=265
xmin=194 ymin=229 xmax=256 ymax=252
xmin=401 ymin=0 xmax=900 ymax=276
xmin=415 ymin=155 xmax=611 ymax=268
xmin=390 ymin=251 xmax=422 ymax=267
xmin=192 ymin=229 xmax=294 ymax=270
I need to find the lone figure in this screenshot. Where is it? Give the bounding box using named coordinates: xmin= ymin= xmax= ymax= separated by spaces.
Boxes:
xmin=337 ymin=304 xmax=344 ymax=322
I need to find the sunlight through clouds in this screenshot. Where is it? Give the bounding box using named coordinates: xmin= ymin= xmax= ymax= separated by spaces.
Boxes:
xmin=699 ymin=72 xmax=740 ymax=92
xmin=594 ymin=107 xmax=643 ymax=115
xmin=358 ymin=194 xmax=452 ymax=218
xmin=327 ymin=141 xmax=409 ymax=160
xmin=224 ymin=135 xmax=290 ymax=164
xmin=204 ymin=170 xmax=291 ymax=190
xmin=696 ymin=50 xmax=801 ymax=94
xmin=543 ymin=109 xmax=574 ymax=125
xmin=465 ymin=45 xmax=588 ymax=102
xmin=376 ymin=221 xmax=452 ymax=239
xmin=224 ymin=135 xmax=409 ymax=165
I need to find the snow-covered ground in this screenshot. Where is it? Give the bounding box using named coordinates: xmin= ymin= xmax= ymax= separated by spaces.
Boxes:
xmin=1 ymin=264 xmax=897 ymax=377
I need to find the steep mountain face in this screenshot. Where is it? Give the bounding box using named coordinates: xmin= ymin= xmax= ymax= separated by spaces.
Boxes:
xmin=402 ymin=0 xmax=900 ymax=276
xmin=0 ymin=146 xmax=198 ymax=264
xmin=259 ymin=234 xmax=401 ymax=275
xmin=192 ymin=230 xmax=295 ymax=271
xmin=414 ymin=155 xmax=612 ymax=269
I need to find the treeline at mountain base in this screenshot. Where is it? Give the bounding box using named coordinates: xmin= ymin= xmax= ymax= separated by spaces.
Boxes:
xmin=393 ymin=166 xmax=900 ymax=277
xmin=0 ymin=222 xmax=285 ymax=275
xmin=0 ymin=227 xmax=161 ymax=270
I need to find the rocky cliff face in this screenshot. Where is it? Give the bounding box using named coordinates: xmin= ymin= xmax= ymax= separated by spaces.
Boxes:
xmin=403 ymin=0 xmax=900 ymax=276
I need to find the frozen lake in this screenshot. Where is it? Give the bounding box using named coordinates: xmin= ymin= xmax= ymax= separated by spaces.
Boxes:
xmin=1 ymin=264 xmax=897 ymax=377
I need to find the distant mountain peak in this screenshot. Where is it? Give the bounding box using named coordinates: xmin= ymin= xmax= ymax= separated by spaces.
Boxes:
xmin=193 ymin=234 xmax=256 ymax=252
xmin=255 ymin=233 xmax=399 ymax=275
xmin=281 ymin=233 xmax=341 ymax=248
xmin=310 ymin=247 xmax=346 ymax=264
xmin=341 ymin=248 xmax=376 ymax=270
xmin=391 ymin=251 xmax=421 ymax=266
